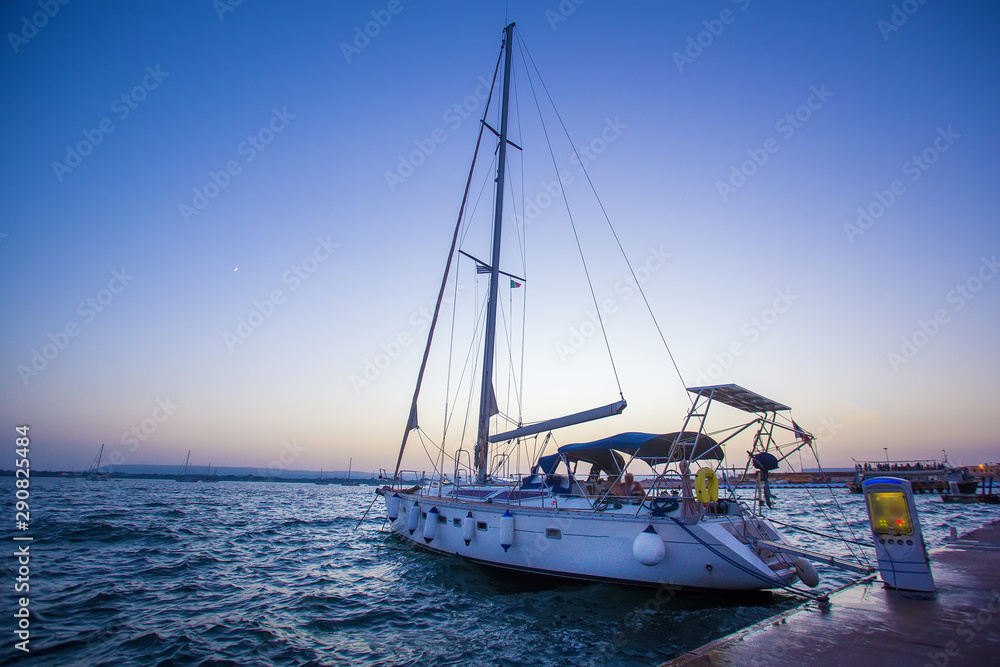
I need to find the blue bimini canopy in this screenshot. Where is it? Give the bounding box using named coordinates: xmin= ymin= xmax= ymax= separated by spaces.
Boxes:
xmin=557 ymin=431 xmax=723 ymax=469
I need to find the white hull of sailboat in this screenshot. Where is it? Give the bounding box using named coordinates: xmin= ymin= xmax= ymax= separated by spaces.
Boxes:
xmin=386 ymin=492 xmax=799 ymax=591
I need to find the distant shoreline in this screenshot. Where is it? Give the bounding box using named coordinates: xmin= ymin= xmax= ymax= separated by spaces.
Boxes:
xmin=0 ymin=470 xmax=381 ymax=485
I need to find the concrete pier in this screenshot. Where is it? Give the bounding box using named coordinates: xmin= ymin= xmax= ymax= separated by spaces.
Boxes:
xmin=665 ymin=521 xmax=1000 ymax=666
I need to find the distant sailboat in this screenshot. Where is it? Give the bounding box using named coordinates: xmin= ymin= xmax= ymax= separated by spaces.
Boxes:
xmin=86 ymin=444 xmax=110 ymax=481
xmin=177 ymin=451 xmax=217 ymax=482
xmin=201 ymin=462 xmax=220 ymax=483
xmin=176 ymin=450 xmax=196 ymax=482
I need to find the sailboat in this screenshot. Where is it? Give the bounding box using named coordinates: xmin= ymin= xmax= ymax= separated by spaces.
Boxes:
xmin=201 ymin=462 xmax=220 ymax=483
xmin=376 ymin=23 xmax=871 ymax=593
xmin=176 ymin=450 xmax=197 ymax=482
xmin=86 ymin=444 xmax=110 ymax=481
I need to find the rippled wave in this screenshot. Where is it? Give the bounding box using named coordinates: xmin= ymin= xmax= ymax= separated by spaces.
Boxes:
xmin=8 ymin=479 xmax=997 ymax=666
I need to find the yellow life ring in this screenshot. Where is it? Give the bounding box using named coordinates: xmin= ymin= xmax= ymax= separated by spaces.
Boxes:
xmin=694 ymin=467 xmax=719 ymax=503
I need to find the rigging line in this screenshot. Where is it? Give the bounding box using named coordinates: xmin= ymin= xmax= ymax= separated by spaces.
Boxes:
xmin=527 ymin=433 xmax=546 ymax=474
xmin=416 ymin=427 xmax=466 ymax=484
xmin=765 ymin=518 xmax=873 ymax=549
xmin=440 ymin=251 xmax=463 ymax=447
xmin=461 ymin=152 xmax=498 ymax=249
xmin=503 ymin=146 xmax=527 ymax=286
xmin=516 ymin=98 xmax=528 ymax=429
xmin=458 ymin=288 xmax=491 ymax=454
xmin=499 ymin=97 xmax=529 ymax=424
xmin=516 ymin=27 xmax=687 ymax=402
xmin=451 ymin=287 xmax=489 ymax=438
xmin=505 ymin=285 xmax=514 ymax=419
xmin=790 ymin=447 xmax=870 ymax=568
xmin=804 ymin=444 xmax=874 ymax=568
xmin=391 ymin=127 xmax=486 ymax=485
xmin=444 ymin=290 xmax=490 ymax=436
xmin=535 ymin=433 xmax=560 ymax=465
xmin=509 ymin=51 xmax=529 ymax=429
xmin=497 ymin=150 xmax=522 ymax=417
xmin=518 ymin=265 xmax=527 ymax=425
xmin=391 ymin=36 xmax=504 ymax=485
xmin=414 ymin=428 xmax=447 ymax=480
xmin=496 ymin=281 xmax=523 ymax=418
xmin=515 ymin=34 xmax=624 ymax=400
xmin=509 ymin=60 xmax=527 ymax=274
xmin=460 ymin=48 xmax=505 ymax=249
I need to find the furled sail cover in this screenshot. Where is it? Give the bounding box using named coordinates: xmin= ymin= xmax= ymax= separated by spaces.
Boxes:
xmin=557 ymin=431 xmax=723 ymax=466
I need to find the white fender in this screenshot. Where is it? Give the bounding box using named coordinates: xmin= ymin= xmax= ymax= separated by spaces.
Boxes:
xmin=407 ymin=502 xmax=420 ymax=535
xmin=500 ymin=510 xmax=515 ymax=552
xmin=387 ymin=492 xmax=400 ymax=521
xmin=462 ymin=512 xmax=475 ymax=545
xmin=423 ymin=506 xmax=439 ymax=543
xmin=794 ymin=557 xmax=820 ymax=588
xmin=632 ymin=524 xmax=666 ymax=566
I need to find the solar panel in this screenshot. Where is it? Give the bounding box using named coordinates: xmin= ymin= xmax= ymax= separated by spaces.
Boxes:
xmin=686 ymin=383 xmax=790 ymax=413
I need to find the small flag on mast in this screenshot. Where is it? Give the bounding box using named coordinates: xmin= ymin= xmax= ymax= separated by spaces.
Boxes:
xmin=476 ymin=262 xmax=491 ymax=274
xmin=510 ymin=279 xmax=522 ymax=288
xmin=792 ymin=420 xmax=812 ymax=444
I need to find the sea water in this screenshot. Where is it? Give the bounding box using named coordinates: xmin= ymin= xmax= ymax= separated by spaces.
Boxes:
xmin=6 ymin=478 xmax=999 ymax=666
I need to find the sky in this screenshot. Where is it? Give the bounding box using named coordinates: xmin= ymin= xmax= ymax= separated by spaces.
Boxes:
xmin=2 ymin=0 xmax=998 ymax=476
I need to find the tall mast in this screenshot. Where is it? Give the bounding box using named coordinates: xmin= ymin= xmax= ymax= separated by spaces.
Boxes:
xmin=474 ymin=22 xmax=515 ymax=484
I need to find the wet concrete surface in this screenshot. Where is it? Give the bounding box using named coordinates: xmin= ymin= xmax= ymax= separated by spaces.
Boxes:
xmin=664 ymin=521 xmax=1000 ymax=666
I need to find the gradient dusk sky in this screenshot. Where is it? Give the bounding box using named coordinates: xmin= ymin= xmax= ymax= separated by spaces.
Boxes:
xmin=2 ymin=0 xmax=998 ymax=475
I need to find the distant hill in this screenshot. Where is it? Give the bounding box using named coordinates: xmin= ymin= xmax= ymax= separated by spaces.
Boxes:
xmin=72 ymin=464 xmax=379 ymax=479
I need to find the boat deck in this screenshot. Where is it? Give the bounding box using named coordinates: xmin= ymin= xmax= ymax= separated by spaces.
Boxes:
xmin=663 ymin=520 xmax=1000 ymax=666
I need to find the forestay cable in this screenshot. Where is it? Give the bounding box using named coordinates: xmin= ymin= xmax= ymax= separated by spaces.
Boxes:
xmin=516 ymin=26 xmax=689 ymax=401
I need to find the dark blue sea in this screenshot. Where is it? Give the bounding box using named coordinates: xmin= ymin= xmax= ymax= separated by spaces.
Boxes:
xmin=5 ymin=478 xmax=999 ymax=666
